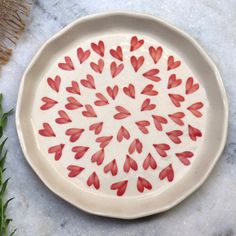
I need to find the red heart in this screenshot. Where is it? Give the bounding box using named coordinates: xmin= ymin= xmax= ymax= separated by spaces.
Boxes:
xmin=77 ymin=47 xmax=90 ymax=64
xmin=65 ymin=97 xmax=83 ymax=110
xmin=159 ymin=164 xmax=174 ymax=182
xmin=166 ymin=130 xmax=183 ymax=144
xmin=130 ymin=36 xmax=144 ymax=51
xmin=142 ymin=69 xmax=161 ymax=82
xmin=167 ymin=74 xmax=182 ymax=89
xmin=113 ymin=106 xmax=131 ymax=120
xmin=137 ymin=176 xmax=152 ymax=193
xmin=123 ymin=84 xmax=135 ymax=99
xmin=143 ymin=153 xmax=157 ymax=170
xmin=81 ymin=74 xmax=96 ymax=89
xmin=188 ymin=125 xmax=202 ymax=141
xmin=90 ymin=59 xmax=104 ymax=74
xmin=96 ymin=136 xmax=113 ymax=148
xmin=82 ymin=104 xmax=97 ymax=117
xmin=141 ymin=84 xmax=158 ymax=96
xmin=58 ymin=56 xmax=74 ymax=70
xmin=152 ymin=115 xmax=168 ymax=131
xmin=187 ymin=102 xmax=203 ymax=117
xmin=110 ymin=62 xmax=124 ymax=78
xmin=176 ymin=151 xmax=194 ymax=166
xmin=87 ymin=172 xmax=100 ymax=189
xmin=128 ymin=138 xmax=143 ymax=154
xmin=94 ymin=93 xmax=109 ymax=106
xmin=55 ymin=110 xmax=72 ymax=124
xmin=48 ymin=144 xmax=64 ymax=161
xmin=110 ymin=46 xmax=123 ymax=61
xmin=106 ymin=85 xmax=119 ymax=100
xmin=123 ymin=155 xmax=138 ymax=173
xmin=39 ymin=123 xmax=55 ymax=137
xmin=111 ymin=180 xmax=128 ymax=197
xmin=66 ymin=81 xmax=81 ymax=95
xmin=65 ymin=128 xmax=84 ymax=142
xmin=91 ymin=40 xmax=105 ymax=57
xmin=167 ymin=56 xmax=181 ymax=71
xmin=40 ymin=97 xmax=58 ymax=110
xmin=168 ymin=93 xmax=185 ymax=107
xmin=153 ymin=143 xmax=170 ymax=157
xmin=104 ymin=159 xmax=118 ymax=176
xmin=72 ymin=146 xmax=89 ymax=159
xmin=117 ymin=126 xmax=130 ymax=142
xmin=47 ymin=75 xmax=61 ymax=93
xmin=149 ymin=46 xmax=163 ymax=64
xmin=67 ymin=165 xmax=84 ymax=178
xmin=141 ymin=98 xmax=156 ymax=111
xmin=135 ymin=120 xmax=150 ymax=134
xmin=168 ymin=112 xmax=185 ymax=126
xmin=89 ymin=122 xmax=103 ymax=135
xmin=91 ymin=149 xmax=104 ymax=165
xmin=130 ymin=56 xmax=144 ymax=72
xmin=186 ymin=77 xmax=199 ymax=94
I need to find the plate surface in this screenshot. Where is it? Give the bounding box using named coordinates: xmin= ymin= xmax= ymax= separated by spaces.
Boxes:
xmin=16 ymin=12 xmax=228 ymax=219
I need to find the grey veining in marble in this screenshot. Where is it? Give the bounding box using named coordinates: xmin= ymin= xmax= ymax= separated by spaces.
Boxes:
xmin=0 ymin=0 xmax=236 ymax=235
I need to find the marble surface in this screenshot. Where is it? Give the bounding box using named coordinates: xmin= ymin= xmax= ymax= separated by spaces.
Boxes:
xmin=0 ymin=0 xmax=235 ymax=235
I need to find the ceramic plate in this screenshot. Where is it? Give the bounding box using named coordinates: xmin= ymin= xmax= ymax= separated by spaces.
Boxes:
xmin=16 ymin=12 xmax=228 ymax=219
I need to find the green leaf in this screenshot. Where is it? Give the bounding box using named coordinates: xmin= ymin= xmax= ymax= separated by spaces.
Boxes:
xmin=0 ymin=138 xmax=7 ymax=157
xmin=3 ymin=198 xmax=14 ymax=214
xmin=10 ymin=229 xmax=17 ymax=236
xmin=0 ymin=178 xmax=10 ymax=197
xmin=0 ymin=151 xmax=7 ymax=170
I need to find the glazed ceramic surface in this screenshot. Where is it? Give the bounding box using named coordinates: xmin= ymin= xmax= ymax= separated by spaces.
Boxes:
xmin=16 ymin=12 xmax=228 ymax=219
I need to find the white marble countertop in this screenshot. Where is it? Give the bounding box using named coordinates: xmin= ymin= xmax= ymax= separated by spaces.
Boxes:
xmin=0 ymin=0 xmax=236 ymax=235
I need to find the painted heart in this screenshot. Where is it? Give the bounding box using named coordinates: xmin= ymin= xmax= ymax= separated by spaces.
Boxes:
xmin=47 ymin=75 xmax=61 ymax=93
xmin=141 ymin=98 xmax=156 ymax=111
xmin=77 ymin=47 xmax=90 ymax=64
xmin=96 ymin=136 xmax=113 ymax=148
xmin=113 ymin=106 xmax=131 ymax=120
xmin=58 ymin=56 xmax=74 ymax=70
xmin=104 ymin=159 xmax=118 ymax=176
xmin=106 ymin=85 xmax=119 ymax=100
xmin=167 ymin=56 xmax=181 ymax=71
xmin=188 ymin=125 xmax=202 ymax=141
xmin=141 ymin=84 xmax=158 ymax=96
xmin=142 ymin=69 xmax=161 ymax=82
xmin=167 ymin=74 xmax=182 ymax=89
xmin=81 ymin=74 xmax=96 ymax=89
xmin=39 ymin=123 xmax=55 ymax=137
xmin=123 ymin=84 xmax=135 ymax=99
xmin=40 ymin=97 xmax=58 ymax=110
xmin=143 ymin=153 xmax=157 ymax=170
xmin=82 ymin=104 xmax=97 ymax=117
xmin=94 ymin=93 xmax=109 ymax=106
xmin=65 ymin=97 xmax=83 ymax=110
xmin=110 ymin=62 xmax=124 ymax=78
xmin=65 ymin=128 xmax=84 ymax=142
xmin=91 ymin=40 xmax=104 ymax=57
xmin=137 ymin=176 xmax=152 ymax=193
xmin=166 ymin=130 xmax=183 ymax=144
xmin=66 ymin=81 xmax=81 ymax=95
xmin=91 ymin=149 xmax=104 ymax=165
xmin=123 ymin=155 xmax=138 ymax=173
xmin=135 ymin=120 xmax=150 ymax=134
xmin=89 ymin=122 xmax=103 ymax=135
xmin=48 ymin=144 xmax=65 ymax=161
xmin=117 ymin=126 xmax=130 ymax=142
xmin=176 ymin=151 xmax=194 ymax=166
xmin=87 ymin=172 xmax=100 ymax=189
xmin=128 ymin=138 xmax=143 ymax=154
xmin=72 ymin=146 xmax=89 ymax=159
xmin=152 ymin=115 xmax=167 ymax=131
xmin=149 ymin=46 xmax=163 ymax=64
xmin=187 ymin=102 xmax=203 ymax=117
xmin=67 ymin=165 xmax=84 ymax=178
xmin=130 ymin=55 xmax=144 ymax=72
xmin=159 ymin=164 xmax=174 ymax=182
xmin=168 ymin=112 xmax=185 ymax=126
xmin=90 ymin=59 xmax=104 ymax=74
xmin=153 ymin=143 xmax=170 ymax=157
xmin=186 ymin=77 xmax=199 ymax=94
xmin=110 ymin=46 xmax=123 ymax=61
xmin=111 ymin=180 xmax=128 ymax=197
xmin=168 ymin=94 xmax=185 ymax=107
xmin=130 ymin=36 xmax=144 ymax=51
xmin=55 ymin=110 xmax=72 ymax=124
